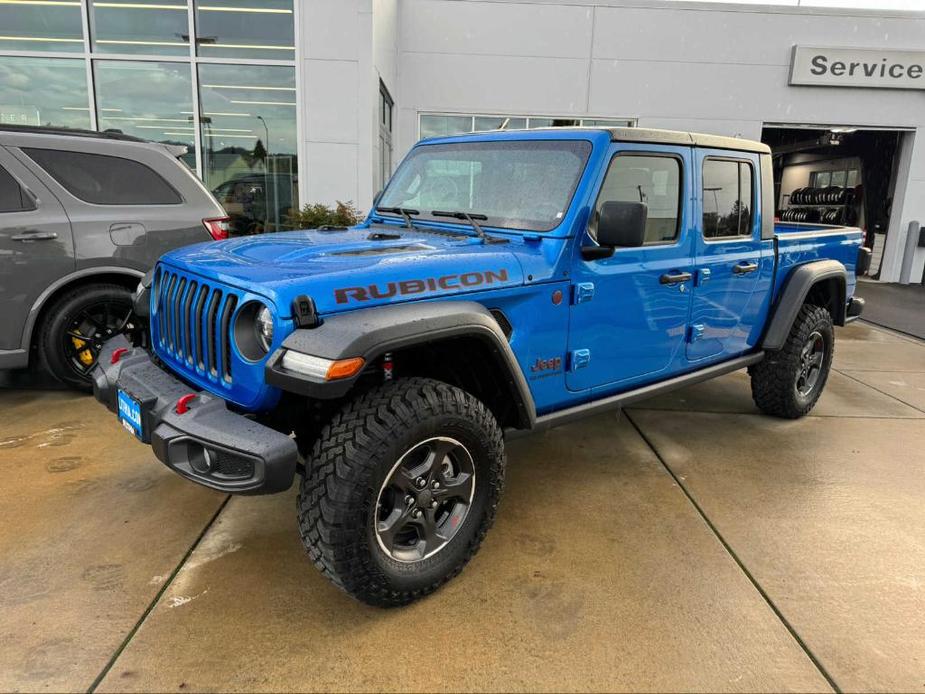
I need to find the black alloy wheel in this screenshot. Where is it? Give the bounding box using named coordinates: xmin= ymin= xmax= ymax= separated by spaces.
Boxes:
xmin=795 ymin=330 xmax=825 ymax=397
xmin=375 ymin=436 xmax=476 ymax=562
xmin=63 ymin=299 xmax=133 ymax=379
xmin=38 ymin=283 xmax=135 ymax=391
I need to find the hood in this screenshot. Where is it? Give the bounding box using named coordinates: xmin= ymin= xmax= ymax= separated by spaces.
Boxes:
xmin=159 ymin=226 xmax=529 ymax=316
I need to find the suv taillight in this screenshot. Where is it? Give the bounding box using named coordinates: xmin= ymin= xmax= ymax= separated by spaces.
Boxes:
xmin=203 ymin=217 xmax=231 ymax=241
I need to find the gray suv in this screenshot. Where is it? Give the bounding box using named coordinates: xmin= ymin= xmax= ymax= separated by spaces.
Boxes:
xmin=0 ymin=126 xmax=228 ymax=389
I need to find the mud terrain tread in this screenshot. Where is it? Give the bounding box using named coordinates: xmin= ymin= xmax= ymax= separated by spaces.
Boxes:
xmin=750 ymin=303 xmax=834 ymax=419
xmin=297 ymin=377 xmax=504 ymax=607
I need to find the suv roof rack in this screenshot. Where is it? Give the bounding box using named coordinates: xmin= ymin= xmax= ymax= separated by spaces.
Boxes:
xmin=0 ymin=124 xmax=148 ymax=143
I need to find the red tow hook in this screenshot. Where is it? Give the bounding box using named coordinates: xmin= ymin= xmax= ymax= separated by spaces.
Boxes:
xmin=175 ymin=393 xmax=197 ymax=415
xmin=110 ymin=347 xmax=129 ymax=364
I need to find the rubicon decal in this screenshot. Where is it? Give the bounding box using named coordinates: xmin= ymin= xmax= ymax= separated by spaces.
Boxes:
xmin=335 ymin=269 xmax=509 ymax=304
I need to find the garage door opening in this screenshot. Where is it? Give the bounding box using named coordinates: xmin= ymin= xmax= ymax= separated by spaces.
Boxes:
xmin=761 ymin=125 xmax=908 ymax=278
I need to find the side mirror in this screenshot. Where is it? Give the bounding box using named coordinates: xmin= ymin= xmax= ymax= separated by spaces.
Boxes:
xmin=597 ymin=200 xmax=648 ymax=248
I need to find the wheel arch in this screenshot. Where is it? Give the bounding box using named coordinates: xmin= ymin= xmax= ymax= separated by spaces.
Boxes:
xmin=761 ymin=260 xmax=847 ymax=351
xmin=23 ymin=267 xmax=143 ymax=353
xmin=266 ymin=301 xmax=536 ymax=430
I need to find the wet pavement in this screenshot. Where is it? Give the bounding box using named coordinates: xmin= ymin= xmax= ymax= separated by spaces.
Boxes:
xmin=1 ymin=321 xmax=923 ymax=692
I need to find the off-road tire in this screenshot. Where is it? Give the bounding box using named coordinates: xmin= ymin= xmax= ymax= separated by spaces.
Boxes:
xmin=750 ymin=304 xmax=834 ymax=418
xmin=37 ymin=283 xmax=133 ymax=392
xmin=297 ymin=377 xmax=505 ymax=607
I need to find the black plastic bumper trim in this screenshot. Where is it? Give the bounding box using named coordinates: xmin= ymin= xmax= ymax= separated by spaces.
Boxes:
xmin=92 ymin=335 xmax=298 ymax=495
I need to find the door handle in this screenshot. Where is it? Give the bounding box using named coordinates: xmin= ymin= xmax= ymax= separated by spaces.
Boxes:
xmin=732 ymin=261 xmax=759 ymax=275
xmin=660 ymin=271 xmax=692 ymax=285
xmin=11 ymin=232 xmax=57 ymax=242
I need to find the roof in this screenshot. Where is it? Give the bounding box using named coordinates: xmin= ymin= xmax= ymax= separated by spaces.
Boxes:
xmin=604 ymin=127 xmax=770 ymax=154
xmin=428 ymin=125 xmax=771 ymax=154
xmin=0 ymin=124 xmax=147 ymax=143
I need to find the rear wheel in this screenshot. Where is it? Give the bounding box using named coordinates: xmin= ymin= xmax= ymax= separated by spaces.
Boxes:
xmin=37 ymin=283 xmax=134 ymax=391
xmin=297 ymin=377 xmax=505 ymax=607
xmin=750 ymin=304 xmax=834 ymax=418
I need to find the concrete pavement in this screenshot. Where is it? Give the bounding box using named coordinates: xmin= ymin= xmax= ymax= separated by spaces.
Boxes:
xmin=1 ymin=320 xmax=923 ymax=692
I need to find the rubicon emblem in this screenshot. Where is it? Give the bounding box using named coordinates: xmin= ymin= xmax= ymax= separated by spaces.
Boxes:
xmin=334 ymin=269 xmax=509 ymax=304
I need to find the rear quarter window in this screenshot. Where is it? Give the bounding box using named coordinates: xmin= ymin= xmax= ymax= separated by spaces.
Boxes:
xmin=0 ymin=164 xmax=33 ymax=212
xmin=23 ymin=148 xmax=182 ymax=205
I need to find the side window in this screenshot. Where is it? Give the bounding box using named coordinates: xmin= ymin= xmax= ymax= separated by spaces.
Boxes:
xmin=702 ymin=159 xmax=753 ymax=239
xmin=0 ymin=164 xmax=34 ymax=213
xmin=22 ymin=148 xmax=182 ymax=205
xmin=592 ymin=154 xmax=681 ymax=244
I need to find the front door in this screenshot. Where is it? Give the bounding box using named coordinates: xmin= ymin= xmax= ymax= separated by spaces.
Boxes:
xmin=687 ymin=150 xmax=772 ymax=362
xmin=0 ymin=148 xmax=73 ymax=353
xmin=567 ymin=144 xmax=694 ymax=392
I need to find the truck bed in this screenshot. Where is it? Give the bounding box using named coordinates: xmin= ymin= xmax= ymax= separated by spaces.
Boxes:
xmin=772 ymin=222 xmax=865 ymax=306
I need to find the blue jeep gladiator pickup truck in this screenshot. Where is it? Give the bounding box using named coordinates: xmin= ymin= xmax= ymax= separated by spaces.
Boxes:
xmin=92 ymin=127 xmax=869 ymax=606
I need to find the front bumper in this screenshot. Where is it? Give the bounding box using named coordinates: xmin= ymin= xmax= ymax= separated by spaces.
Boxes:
xmin=92 ymin=336 xmax=298 ymax=494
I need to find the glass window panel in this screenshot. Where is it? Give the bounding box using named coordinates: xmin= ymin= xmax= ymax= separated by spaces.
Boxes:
xmin=594 ymin=155 xmax=681 ymax=244
xmin=473 ymin=116 xmax=526 ymax=132
xmin=24 ymin=148 xmax=182 ymax=204
xmin=703 ymin=159 xmax=753 ymax=239
xmin=200 ymin=63 xmax=298 ymax=235
xmin=0 ymin=163 xmax=32 ymax=212
xmin=830 ymin=170 xmax=847 ymax=187
xmin=379 ymin=140 xmax=591 ymax=232
xmin=195 ymin=0 xmax=294 ymax=60
xmin=581 ymin=118 xmax=633 ymax=127
xmin=0 ymin=57 xmax=90 ymax=128
xmin=94 ymin=60 xmax=195 ymax=168
xmin=419 ymin=115 xmax=472 ymax=140
xmin=847 ymin=169 xmax=859 ymax=187
xmin=0 ymin=0 xmax=83 ymax=52
xmin=90 ymin=0 xmax=190 ymax=55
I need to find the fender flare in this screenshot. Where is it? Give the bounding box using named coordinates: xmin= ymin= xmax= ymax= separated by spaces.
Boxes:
xmin=266 ymin=301 xmax=537 ymax=429
xmin=18 ymin=265 xmax=145 ymax=352
xmin=761 ymin=259 xmax=847 ymax=351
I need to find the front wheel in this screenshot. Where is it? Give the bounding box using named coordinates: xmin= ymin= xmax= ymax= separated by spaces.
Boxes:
xmin=297 ymin=377 xmax=505 ymax=607
xmin=750 ymin=303 xmax=834 ymax=418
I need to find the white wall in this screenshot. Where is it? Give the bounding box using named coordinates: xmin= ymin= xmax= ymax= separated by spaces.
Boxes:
xmin=394 ymin=0 xmax=925 ymax=281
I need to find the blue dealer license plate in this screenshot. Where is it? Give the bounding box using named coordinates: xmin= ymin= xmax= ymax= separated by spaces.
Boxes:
xmin=117 ymin=389 xmax=145 ymax=441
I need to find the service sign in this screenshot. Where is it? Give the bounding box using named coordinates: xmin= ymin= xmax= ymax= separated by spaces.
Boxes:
xmin=790 ymin=46 xmax=925 ymax=90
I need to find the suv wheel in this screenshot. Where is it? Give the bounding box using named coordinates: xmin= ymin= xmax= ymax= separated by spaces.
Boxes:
xmin=749 ymin=303 xmax=834 ymax=418
xmin=38 ymin=283 xmax=134 ymax=391
xmin=297 ymin=377 xmax=505 ymax=607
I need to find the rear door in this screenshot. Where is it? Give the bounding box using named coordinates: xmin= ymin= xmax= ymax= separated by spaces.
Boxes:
xmin=0 ymin=147 xmax=74 ymax=352
xmin=687 ymin=150 xmax=773 ymax=362
xmin=10 ymin=137 xmax=213 ymax=273
xmin=567 ymin=143 xmax=695 ymax=392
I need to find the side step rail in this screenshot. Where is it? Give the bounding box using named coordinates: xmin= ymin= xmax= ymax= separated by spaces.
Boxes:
xmin=511 ymin=352 xmax=764 ymax=438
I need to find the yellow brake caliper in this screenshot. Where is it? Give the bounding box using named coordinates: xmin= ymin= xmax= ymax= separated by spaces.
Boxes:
xmin=71 ymin=335 xmax=95 ymax=366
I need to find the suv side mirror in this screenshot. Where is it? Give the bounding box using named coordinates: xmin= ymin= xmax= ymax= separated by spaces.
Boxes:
xmin=582 ymin=201 xmax=648 ymax=260
xmin=599 ymin=200 xmax=647 ymax=247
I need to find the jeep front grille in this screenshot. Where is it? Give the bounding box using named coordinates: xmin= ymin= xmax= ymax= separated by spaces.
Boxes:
xmin=153 ymin=267 xmax=237 ymax=383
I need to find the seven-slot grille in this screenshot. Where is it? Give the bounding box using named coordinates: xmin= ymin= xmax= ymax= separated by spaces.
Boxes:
xmin=153 ymin=267 xmax=238 ymax=383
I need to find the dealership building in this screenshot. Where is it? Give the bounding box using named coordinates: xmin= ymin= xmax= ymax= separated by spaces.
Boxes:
xmin=0 ymin=0 xmax=923 ymax=282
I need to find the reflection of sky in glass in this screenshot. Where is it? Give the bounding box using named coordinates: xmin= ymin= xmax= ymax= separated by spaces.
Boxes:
xmin=90 ymin=0 xmax=191 ymax=56
xmin=0 ymin=57 xmax=90 ymax=128
xmin=195 ymin=0 xmax=294 ymax=60
xmin=95 ymin=60 xmax=194 ymax=153
xmin=199 ymin=63 xmax=296 ymax=158
xmin=0 ymin=0 xmax=83 ymax=53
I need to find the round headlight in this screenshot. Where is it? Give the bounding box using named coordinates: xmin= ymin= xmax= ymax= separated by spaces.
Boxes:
xmin=256 ymin=305 xmax=273 ymax=351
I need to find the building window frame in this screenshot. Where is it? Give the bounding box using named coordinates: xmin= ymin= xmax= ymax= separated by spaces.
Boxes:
xmin=0 ymin=0 xmax=299 ymax=189
xmin=417 ymin=111 xmax=637 ymax=140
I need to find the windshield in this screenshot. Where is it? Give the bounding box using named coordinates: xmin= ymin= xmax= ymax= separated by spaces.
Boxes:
xmin=378 ymin=140 xmax=592 ymax=232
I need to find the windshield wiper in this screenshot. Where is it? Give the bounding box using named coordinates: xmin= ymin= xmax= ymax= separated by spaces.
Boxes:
xmin=375 ymin=206 xmax=419 ymax=230
xmin=431 ymin=210 xmax=502 ymax=244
